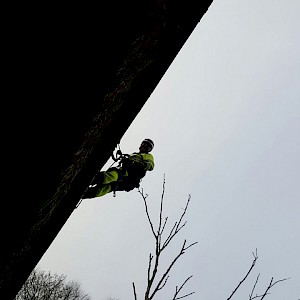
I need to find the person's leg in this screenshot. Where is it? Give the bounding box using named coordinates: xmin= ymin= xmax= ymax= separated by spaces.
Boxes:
xmin=95 ymin=184 xmax=112 ymax=197
xmin=82 ymin=169 xmax=120 ymax=199
xmin=95 ymin=169 xmax=119 ymax=197
xmin=102 ymin=169 xmax=119 ymax=184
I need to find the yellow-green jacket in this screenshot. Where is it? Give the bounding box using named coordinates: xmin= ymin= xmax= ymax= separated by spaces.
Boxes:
xmin=128 ymin=152 xmax=155 ymax=172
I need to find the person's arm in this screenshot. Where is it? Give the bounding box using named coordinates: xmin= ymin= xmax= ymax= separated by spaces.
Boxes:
xmin=141 ymin=153 xmax=154 ymax=171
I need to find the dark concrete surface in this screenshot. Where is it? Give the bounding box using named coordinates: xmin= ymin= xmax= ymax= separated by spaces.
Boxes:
xmin=0 ymin=1 xmax=213 ymax=299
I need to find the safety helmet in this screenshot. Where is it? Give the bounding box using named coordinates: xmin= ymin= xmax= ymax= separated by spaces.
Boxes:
xmin=142 ymin=138 xmax=154 ymax=152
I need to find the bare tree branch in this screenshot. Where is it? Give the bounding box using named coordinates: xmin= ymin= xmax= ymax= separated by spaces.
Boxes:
xmin=157 ymin=175 xmax=166 ymax=236
xmin=149 ymin=239 xmax=197 ymax=299
xmin=160 ymin=216 xmax=169 ymax=237
xmin=137 ymin=176 xmax=197 ymax=300
xmin=138 ymin=187 xmax=156 ymax=237
xmin=249 ymin=273 xmax=260 ymax=299
xmin=172 ymin=275 xmax=195 ymax=300
xmin=150 ymin=241 xmax=186 ymax=298
xmin=162 ymin=195 xmax=191 ymax=251
xmin=132 ymin=282 xmax=137 ymax=300
xmin=260 ymin=277 xmax=290 ymax=300
xmin=174 ymin=291 xmax=196 ymax=300
xmin=147 ymin=253 xmax=153 ymax=282
xmin=227 ymin=249 xmax=258 ymax=300
xmin=226 ymin=249 xmax=290 ymax=300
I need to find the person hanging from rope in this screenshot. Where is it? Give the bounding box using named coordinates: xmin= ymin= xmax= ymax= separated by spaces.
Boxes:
xmin=81 ymin=138 xmax=155 ymax=199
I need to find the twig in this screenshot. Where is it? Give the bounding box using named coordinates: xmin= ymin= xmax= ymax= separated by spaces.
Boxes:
xmin=249 ymin=273 xmax=260 ymax=299
xmin=227 ymin=248 xmax=290 ymax=300
xmin=138 ymin=188 xmax=156 ymax=237
xmin=157 ymin=175 xmax=166 ymax=236
xmin=132 ymin=282 xmax=137 ymax=300
xmin=227 ymin=249 xmax=258 ymax=300
xmin=172 ymin=275 xmax=195 ymax=300
xmin=162 ymin=195 xmax=191 ymax=251
xmin=260 ymin=277 xmax=290 ymax=300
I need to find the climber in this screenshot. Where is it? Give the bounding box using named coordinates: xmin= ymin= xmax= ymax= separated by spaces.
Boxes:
xmin=81 ymin=138 xmax=155 ymax=199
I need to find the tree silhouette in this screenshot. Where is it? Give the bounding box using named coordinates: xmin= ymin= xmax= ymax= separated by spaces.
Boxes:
xmin=133 ymin=176 xmax=197 ymax=300
xmin=131 ymin=176 xmax=290 ymax=300
xmin=15 ymin=269 xmax=90 ymax=300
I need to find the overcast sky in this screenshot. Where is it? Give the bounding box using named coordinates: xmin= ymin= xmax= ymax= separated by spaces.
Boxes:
xmin=37 ymin=0 xmax=300 ymax=299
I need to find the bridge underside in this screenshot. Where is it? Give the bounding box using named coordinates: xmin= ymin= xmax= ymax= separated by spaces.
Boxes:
xmin=1 ymin=1 xmax=213 ymax=298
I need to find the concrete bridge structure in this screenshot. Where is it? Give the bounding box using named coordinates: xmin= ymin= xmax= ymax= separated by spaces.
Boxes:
xmin=1 ymin=1 xmax=213 ymax=298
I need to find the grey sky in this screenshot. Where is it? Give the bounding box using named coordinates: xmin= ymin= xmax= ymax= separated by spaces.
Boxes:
xmin=37 ymin=0 xmax=300 ymax=299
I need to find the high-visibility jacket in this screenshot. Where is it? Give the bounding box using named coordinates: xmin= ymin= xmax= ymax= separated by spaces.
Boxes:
xmin=119 ymin=152 xmax=154 ymax=181
xmin=112 ymin=152 xmax=153 ymax=192
xmin=128 ymin=152 xmax=155 ymax=171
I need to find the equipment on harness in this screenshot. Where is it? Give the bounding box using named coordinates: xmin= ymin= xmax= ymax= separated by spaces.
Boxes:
xmin=109 ymin=149 xmax=144 ymax=196
xmin=112 ymin=149 xmax=128 ymax=162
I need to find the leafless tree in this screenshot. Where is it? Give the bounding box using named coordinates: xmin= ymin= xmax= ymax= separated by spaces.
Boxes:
xmin=227 ymin=249 xmax=290 ymax=300
xmin=130 ymin=176 xmax=290 ymax=300
xmin=133 ymin=176 xmax=197 ymax=300
xmin=15 ymin=269 xmax=90 ymax=300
